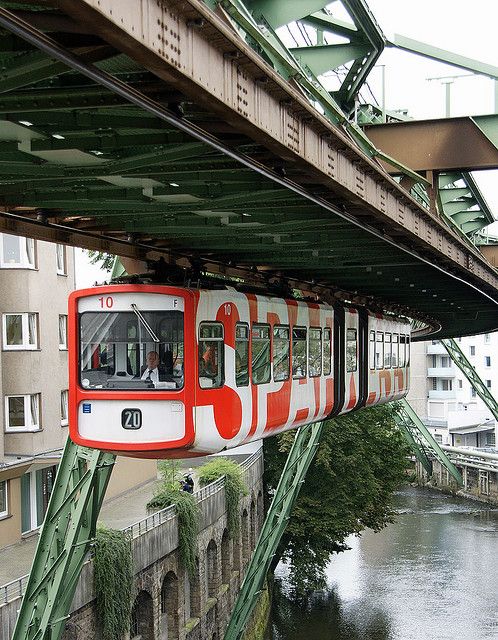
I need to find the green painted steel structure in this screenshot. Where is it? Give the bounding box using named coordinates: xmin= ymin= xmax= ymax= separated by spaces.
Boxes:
xmin=0 ymin=2 xmax=496 ymax=339
xmin=224 ymin=420 xmax=325 ymax=640
xmin=394 ymin=399 xmax=463 ymax=486
xmin=11 ymin=439 xmax=115 ymax=640
xmin=441 ymin=338 xmax=498 ymax=423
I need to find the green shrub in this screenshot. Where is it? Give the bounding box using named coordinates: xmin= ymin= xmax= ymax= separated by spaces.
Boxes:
xmin=157 ymin=459 xmax=182 ymax=490
xmin=197 ymin=458 xmax=248 ymax=536
xmin=147 ymin=486 xmax=199 ymax=577
xmin=94 ymin=526 xmax=133 ymax=640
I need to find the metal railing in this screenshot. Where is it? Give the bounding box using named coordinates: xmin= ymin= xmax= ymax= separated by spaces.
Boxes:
xmin=0 ymin=448 xmax=263 ymax=605
xmin=441 ymin=445 xmax=498 ymax=474
xmin=1 ymin=574 xmax=29 ymax=606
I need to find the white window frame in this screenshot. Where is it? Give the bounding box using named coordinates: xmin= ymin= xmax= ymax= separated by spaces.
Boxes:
xmin=61 ymin=389 xmax=69 ymax=426
xmin=4 ymin=394 xmax=40 ymax=432
xmin=59 ymin=314 xmax=68 ymax=350
xmin=2 ymin=313 xmax=38 ymax=350
xmin=0 ymin=480 xmax=8 ymax=518
xmin=56 ymin=243 xmax=66 ymax=275
xmin=0 ymin=233 xmax=35 ymax=269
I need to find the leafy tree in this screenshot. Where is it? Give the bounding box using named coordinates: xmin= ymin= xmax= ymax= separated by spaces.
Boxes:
xmin=264 ymin=403 xmax=410 ymax=596
xmin=87 ymin=250 xmax=115 ymax=272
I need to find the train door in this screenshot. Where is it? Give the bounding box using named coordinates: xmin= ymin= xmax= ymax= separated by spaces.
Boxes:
xmin=341 ymin=306 xmax=361 ymax=413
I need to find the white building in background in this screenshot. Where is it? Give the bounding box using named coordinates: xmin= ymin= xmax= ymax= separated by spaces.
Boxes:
xmin=408 ymin=333 xmax=498 ymax=449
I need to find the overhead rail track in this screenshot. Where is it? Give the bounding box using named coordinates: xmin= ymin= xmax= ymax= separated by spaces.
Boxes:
xmin=0 ymin=2 xmax=497 ymax=338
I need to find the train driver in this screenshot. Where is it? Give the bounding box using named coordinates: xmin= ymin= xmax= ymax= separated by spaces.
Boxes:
xmin=140 ymin=351 xmax=168 ymax=383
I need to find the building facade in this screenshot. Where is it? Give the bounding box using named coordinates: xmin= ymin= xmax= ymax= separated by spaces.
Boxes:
xmin=408 ymin=334 xmax=498 ymax=448
xmin=0 ymin=235 xmax=155 ymax=550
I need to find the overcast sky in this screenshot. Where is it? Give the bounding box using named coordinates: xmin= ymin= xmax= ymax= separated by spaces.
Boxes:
xmin=75 ymin=1 xmax=498 ymax=287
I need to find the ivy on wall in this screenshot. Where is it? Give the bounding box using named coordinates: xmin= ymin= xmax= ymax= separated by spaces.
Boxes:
xmin=94 ymin=526 xmax=133 ymax=640
xmin=198 ymin=458 xmax=248 ymax=536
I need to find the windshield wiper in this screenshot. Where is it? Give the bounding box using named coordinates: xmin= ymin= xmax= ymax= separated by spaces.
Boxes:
xmin=131 ymin=304 xmax=159 ymax=343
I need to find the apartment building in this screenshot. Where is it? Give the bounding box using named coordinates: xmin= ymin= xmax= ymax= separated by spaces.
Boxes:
xmin=408 ymin=334 xmax=498 ymax=448
xmin=0 ymin=235 xmax=155 ymax=550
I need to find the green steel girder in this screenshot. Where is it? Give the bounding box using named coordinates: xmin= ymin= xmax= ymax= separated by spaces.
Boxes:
xmin=248 ymin=0 xmax=329 ymax=29
xmin=437 ymin=171 xmax=494 ymax=239
xmin=394 ymin=399 xmax=463 ymax=486
xmin=389 ymin=34 xmax=498 ymax=80
xmin=12 ymin=437 xmax=115 ymax=640
xmin=26 ymin=130 xmax=196 ymax=152
xmin=0 ymin=49 xmax=71 ymax=93
xmin=441 ymin=339 xmax=498 ymax=423
xmin=224 ymin=420 xmax=325 ymax=640
xmin=289 ymin=43 xmax=370 ymax=75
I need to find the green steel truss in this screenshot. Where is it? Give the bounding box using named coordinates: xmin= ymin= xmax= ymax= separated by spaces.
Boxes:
xmin=441 ymin=338 xmax=498 ymax=423
xmin=224 ymin=420 xmax=325 ymax=640
xmin=12 ymin=438 xmax=115 ymax=640
xmin=394 ymin=399 xmax=463 ymax=486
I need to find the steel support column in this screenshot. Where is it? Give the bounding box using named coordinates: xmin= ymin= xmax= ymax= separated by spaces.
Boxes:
xmin=441 ymin=338 xmax=498 ymax=422
xmin=224 ymin=420 xmax=325 ymax=640
xmin=395 ymin=398 xmax=463 ymax=486
xmin=12 ymin=438 xmax=115 ymax=640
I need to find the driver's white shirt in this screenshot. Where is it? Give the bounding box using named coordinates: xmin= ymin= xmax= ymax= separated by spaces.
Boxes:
xmin=141 ymin=367 xmax=159 ymax=382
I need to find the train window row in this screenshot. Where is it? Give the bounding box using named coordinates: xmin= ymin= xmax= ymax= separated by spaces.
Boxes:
xmin=198 ymin=322 xmax=334 ymax=389
xmin=369 ymin=331 xmax=410 ymax=370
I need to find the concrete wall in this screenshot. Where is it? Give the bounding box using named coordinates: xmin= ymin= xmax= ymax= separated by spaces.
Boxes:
xmin=0 ymin=453 xmax=265 ymax=640
xmin=106 ymin=456 xmax=157 ymax=501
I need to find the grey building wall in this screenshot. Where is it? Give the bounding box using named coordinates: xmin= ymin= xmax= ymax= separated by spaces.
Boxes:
xmin=0 ymin=237 xmax=75 ymax=458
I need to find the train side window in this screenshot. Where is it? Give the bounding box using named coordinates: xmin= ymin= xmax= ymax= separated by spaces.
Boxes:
xmin=406 ymin=335 xmax=411 ymax=365
xmin=392 ymin=334 xmax=398 ymax=368
xmin=369 ymin=330 xmax=375 ymax=370
xmin=323 ymin=327 xmax=332 ymax=376
xmin=252 ymin=324 xmax=271 ymax=385
xmin=384 ymin=333 xmax=392 ymax=369
xmin=346 ymin=328 xmax=357 ymax=372
xmin=292 ymin=327 xmax=307 ymax=379
xmin=199 ymin=322 xmax=224 ymax=389
xmin=309 ymin=328 xmax=322 ymax=377
xmin=375 ymin=332 xmax=384 ymax=370
xmin=235 ymin=323 xmax=249 ymax=387
xmin=399 ymin=335 xmax=406 ymax=367
xmin=273 ymin=326 xmax=290 ymax=382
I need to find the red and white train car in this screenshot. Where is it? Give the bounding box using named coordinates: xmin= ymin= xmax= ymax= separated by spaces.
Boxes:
xmin=68 ymin=285 xmax=410 ymax=458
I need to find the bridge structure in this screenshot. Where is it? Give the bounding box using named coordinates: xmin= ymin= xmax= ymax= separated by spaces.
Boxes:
xmin=0 ymin=1 xmax=498 ymax=639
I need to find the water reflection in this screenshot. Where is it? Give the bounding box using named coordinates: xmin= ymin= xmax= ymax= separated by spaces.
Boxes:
xmin=271 ymin=487 xmax=498 ymax=640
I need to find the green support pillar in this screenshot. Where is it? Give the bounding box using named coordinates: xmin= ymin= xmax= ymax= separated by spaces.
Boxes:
xmin=441 ymin=338 xmax=498 ymax=422
xmin=224 ymin=420 xmax=325 ymax=640
xmin=395 ymin=398 xmax=463 ymax=486
xmin=12 ymin=438 xmax=115 ymax=640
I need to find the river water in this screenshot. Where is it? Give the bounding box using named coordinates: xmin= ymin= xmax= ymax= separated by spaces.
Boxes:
xmin=270 ymin=486 xmax=498 ymax=640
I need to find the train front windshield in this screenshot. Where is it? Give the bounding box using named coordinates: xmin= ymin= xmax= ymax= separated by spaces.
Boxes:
xmin=79 ymin=310 xmax=184 ymax=390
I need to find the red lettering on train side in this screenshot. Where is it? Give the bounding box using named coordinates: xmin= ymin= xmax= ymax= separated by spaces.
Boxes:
xmin=216 ymin=301 xmax=240 ymax=349
xmin=294 ymin=408 xmax=310 ymax=424
xmin=246 ymin=294 xmax=259 ymax=438
xmin=346 ymin=374 xmax=357 ymax=410
xmin=265 ymin=301 xmax=298 ymax=432
xmin=379 ymin=370 xmax=392 ymax=397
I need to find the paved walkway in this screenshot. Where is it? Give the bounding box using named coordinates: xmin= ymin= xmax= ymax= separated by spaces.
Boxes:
xmin=0 ymin=476 xmax=159 ymax=588
xmin=0 ymin=443 xmax=260 ymax=590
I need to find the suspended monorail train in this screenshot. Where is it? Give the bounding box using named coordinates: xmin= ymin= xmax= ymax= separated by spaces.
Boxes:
xmin=68 ymin=284 xmax=411 ymax=458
